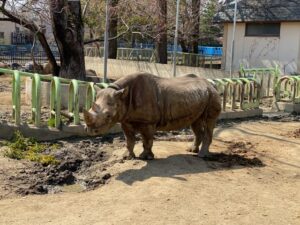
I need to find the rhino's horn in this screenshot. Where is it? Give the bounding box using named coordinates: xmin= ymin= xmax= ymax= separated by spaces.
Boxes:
xmin=92 ymin=102 xmax=100 ymax=112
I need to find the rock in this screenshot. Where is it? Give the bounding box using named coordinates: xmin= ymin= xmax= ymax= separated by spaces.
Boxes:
xmin=42 ymin=62 xmax=53 ymax=74
xmin=102 ymin=173 xmax=111 ymax=180
xmin=11 ymin=62 xmax=22 ymax=70
xmin=24 ymin=62 xmax=43 ymax=73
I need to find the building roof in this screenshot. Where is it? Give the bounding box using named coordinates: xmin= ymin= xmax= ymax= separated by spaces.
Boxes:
xmin=215 ymin=0 xmax=300 ymax=23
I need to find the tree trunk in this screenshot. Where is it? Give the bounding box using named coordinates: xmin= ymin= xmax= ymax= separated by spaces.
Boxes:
xmin=50 ymin=0 xmax=86 ymax=80
xmin=108 ymin=0 xmax=119 ymax=59
xmin=37 ymin=32 xmax=60 ymax=75
xmin=189 ymin=0 xmax=201 ymax=66
xmin=179 ymin=39 xmax=189 ymax=53
xmin=155 ymin=0 xmax=168 ymax=64
xmin=191 ymin=0 xmax=201 ymax=54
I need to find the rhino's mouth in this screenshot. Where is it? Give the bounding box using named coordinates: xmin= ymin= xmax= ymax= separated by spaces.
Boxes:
xmin=84 ymin=123 xmax=113 ymax=136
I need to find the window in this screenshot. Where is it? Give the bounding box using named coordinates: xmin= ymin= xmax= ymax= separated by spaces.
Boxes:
xmin=0 ymin=32 xmax=4 ymax=39
xmin=245 ymin=23 xmax=281 ymax=37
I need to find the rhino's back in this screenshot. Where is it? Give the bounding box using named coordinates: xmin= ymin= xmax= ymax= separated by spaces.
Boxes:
xmin=156 ymin=75 xmax=215 ymax=130
xmin=115 ymin=73 xmax=219 ymax=130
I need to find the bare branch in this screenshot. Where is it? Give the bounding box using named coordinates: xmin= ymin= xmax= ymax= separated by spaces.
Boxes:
xmin=82 ymin=0 xmax=91 ymax=18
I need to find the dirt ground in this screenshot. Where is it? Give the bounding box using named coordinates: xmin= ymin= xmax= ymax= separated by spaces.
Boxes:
xmin=0 ymin=120 xmax=299 ymax=225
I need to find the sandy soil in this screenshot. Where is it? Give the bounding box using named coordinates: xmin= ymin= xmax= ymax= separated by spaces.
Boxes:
xmin=0 ymin=120 xmax=299 ymax=225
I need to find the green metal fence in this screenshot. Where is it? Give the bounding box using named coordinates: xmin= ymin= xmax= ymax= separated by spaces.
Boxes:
xmin=209 ymin=78 xmax=261 ymax=111
xmin=240 ymin=65 xmax=280 ymax=98
xmin=275 ymin=75 xmax=300 ymax=104
xmin=0 ymin=68 xmax=108 ymax=129
xmin=0 ymin=69 xmax=263 ymax=131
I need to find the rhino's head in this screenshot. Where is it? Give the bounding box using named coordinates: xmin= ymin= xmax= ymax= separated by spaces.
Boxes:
xmin=83 ymin=87 xmax=128 ymax=135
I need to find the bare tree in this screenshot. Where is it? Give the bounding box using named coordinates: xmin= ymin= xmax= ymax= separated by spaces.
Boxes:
xmin=108 ymin=0 xmax=119 ymax=59
xmin=0 ymin=0 xmax=59 ymax=75
xmin=155 ymin=0 xmax=168 ymax=64
xmin=50 ymin=0 xmax=86 ymax=80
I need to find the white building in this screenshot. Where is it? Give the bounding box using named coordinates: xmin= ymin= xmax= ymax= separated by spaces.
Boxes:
xmin=0 ymin=12 xmax=26 ymax=45
xmin=0 ymin=12 xmax=54 ymax=46
xmin=215 ymin=0 xmax=300 ymax=75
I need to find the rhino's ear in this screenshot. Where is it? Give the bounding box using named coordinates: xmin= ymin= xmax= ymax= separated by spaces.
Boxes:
xmin=114 ymin=87 xmax=129 ymax=99
xmin=83 ymin=109 xmax=94 ymax=124
xmin=92 ymin=102 xmax=100 ymax=112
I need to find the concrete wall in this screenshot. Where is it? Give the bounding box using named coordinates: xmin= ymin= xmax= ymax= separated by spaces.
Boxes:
xmin=223 ymin=22 xmax=300 ymax=75
xmin=85 ymin=57 xmax=233 ymax=80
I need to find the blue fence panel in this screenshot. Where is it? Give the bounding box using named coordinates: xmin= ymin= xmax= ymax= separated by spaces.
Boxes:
xmin=115 ymin=43 xmax=223 ymax=56
xmin=198 ymin=46 xmax=223 ymax=56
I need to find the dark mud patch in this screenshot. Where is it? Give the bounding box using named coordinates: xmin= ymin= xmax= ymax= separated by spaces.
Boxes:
xmin=0 ymin=135 xmax=126 ymax=198
xmin=203 ymin=141 xmax=264 ymax=168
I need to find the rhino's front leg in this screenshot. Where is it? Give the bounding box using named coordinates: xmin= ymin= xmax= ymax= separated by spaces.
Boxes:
xmin=121 ymin=123 xmax=136 ymax=160
xmin=139 ymin=125 xmax=155 ymax=160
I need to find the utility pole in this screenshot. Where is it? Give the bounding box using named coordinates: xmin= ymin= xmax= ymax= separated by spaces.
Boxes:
xmin=103 ymin=0 xmax=110 ymax=83
xmin=229 ymin=0 xmax=238 ymax=78
xmin=172 ymin=0 xmax=180 ymax=77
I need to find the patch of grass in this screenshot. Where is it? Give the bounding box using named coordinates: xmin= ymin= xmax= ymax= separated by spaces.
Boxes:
xmin=50 ymin=143 xmax=61 ymax=151
xmin=47 ymin=118 xmax=56 ymax=127
xmin=3 ymin=131 xmax=59 ymax=165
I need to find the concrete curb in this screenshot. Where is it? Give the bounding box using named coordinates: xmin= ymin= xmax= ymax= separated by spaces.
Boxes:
xmin=0 ymin=123 xmax=122 ymax=141
xmin=0 ymin=109 xmax=263 ymax=141
xmin=218 ymin=109 xmax=263 ymax=120
xmin=272 ymin=102 xmax=300 ymax=113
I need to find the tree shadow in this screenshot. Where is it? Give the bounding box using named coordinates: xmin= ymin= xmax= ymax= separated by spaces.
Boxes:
xmin=116 ymin=153 xmax=264 ymax=185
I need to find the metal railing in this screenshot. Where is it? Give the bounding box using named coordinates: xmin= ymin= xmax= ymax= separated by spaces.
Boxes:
xmin=275 ymin=75 xmax=300 ymax=104
xmin=84 ymin=47 xmax=221 ymax=68
xmin=240 ymin=65 xmax=280 ymax=98
xmin=0 ymin=68 xmax=108 ymax=129
xmin=0 ymin=69 xmax=263 ymax=132
xmin=209 ymin=78 xmax=261 ymax=111
xmin=0 ymin=45 xmax=60 ymax=65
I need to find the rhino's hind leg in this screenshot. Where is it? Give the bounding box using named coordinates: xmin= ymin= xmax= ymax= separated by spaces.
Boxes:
xmin=122 ymin=123 xmax=136 ymax=160
xmin=187 ymin=119 xmax=205 ymax=153
xmin=198 ymin=118 xmax=216 ymax=158
xmin=139 ymin=125 xmax=155 ymax=160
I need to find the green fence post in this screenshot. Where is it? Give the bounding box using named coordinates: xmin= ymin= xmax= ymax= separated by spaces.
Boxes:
xmin=274 ymin=64 xmax=280 ymax=90
xmin=86 ymin=82 xmax=96 ymax=110
xmin=68 ymin=79 xmax=80 ymax=125
xmin=50 ymin=77 xmax=61 ymax=128
xmin=31 ymin=73 xmax=41 ymax=127
xmin=12 ymin=70 xmax=21 ymax=125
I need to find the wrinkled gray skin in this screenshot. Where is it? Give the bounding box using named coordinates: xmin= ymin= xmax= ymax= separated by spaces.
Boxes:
xmin=84 ymin=73 xmax=221 ymax=160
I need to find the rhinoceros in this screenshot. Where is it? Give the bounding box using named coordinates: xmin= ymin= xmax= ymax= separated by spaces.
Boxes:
xmin=84 ymin=72 xmax=221 ymax=160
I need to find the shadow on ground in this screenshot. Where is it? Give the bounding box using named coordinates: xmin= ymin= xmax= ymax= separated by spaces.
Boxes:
xmin=116 ymin=152 xmax=264 ymax=185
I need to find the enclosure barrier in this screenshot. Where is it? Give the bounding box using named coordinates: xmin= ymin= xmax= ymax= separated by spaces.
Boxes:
xmin=274 ymin=75 xmax=300 ymax=104
xmin=0 ymin=68 xmax=108 ymax=129
xmin=240 ymin=65 xmax=280 ymax=98
xmin=84 ymin=47 xmax=221 ymax=68
xmin=0 ymin=69 xmax=262 ymax=131
xmin=209 ymin=78 xmax=261 ymax=111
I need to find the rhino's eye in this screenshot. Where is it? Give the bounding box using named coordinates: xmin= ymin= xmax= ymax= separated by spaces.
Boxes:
xmin=103 ymin=112 xmax=112 ymax=119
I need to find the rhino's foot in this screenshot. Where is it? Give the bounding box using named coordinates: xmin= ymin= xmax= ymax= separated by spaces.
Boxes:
xmin=123 ymin=152 xmax=136 ymax=160
xmin=139 ymin=151 xmax=154 ymax=160
xmin=197 ymin=150 xmax=210 ymax=158
xmin=186 ymin=146 xmax=199 ymax=153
